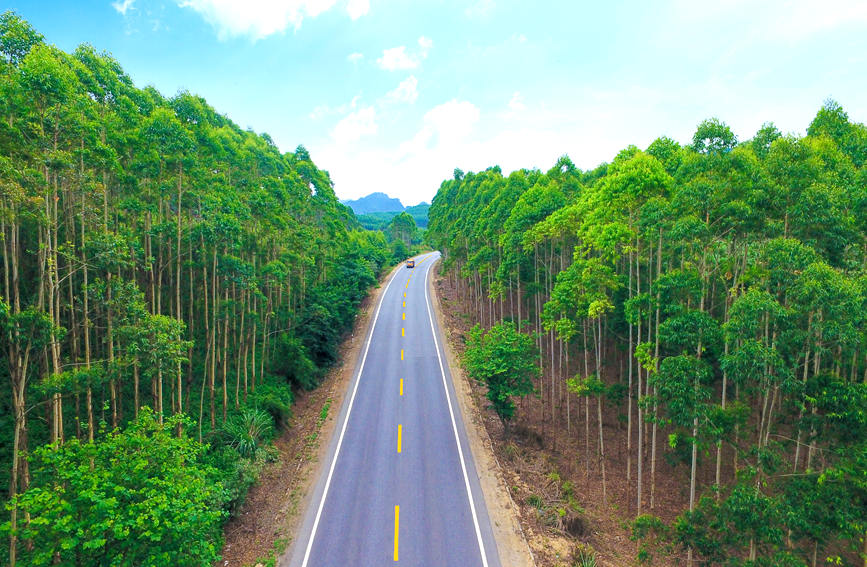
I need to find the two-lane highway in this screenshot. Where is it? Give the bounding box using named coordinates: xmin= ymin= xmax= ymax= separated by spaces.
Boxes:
xmin=284 ymin=251 xmax=501 ymax=566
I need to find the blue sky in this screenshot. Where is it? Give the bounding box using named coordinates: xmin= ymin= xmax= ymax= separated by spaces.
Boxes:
xmin=8 ymin=1 xmax=867 ymax=205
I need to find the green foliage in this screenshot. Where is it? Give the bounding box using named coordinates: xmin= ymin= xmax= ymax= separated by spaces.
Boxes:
xmin=651 ymin=355 xmax=713 ymax=433
xmin=355 ymin=202 xmax=430 ymax=230
xmin=464 ymin=323 xmax=539 ymax=426
xmin=0 ymin=13 xmax=393 ymax=565
xmin=2 ymin=410 xmax=225 ymax=566
xmin=0 ymin=10 xmax=43 ymax=64
xmin=691 ymin=117 xmax=737 ymax=155
xmin=570 ymin=542 xmax=598 ymax=567
xmin=390 ymin=238 xmax=410 ymax=263
xmin=297 ymin=256 xmax=378 ymax=372
xmin=202 ymin=446 xmax=266 ymax=517
xmin=221 ymin=408 xmax=274 ymax=458
xmin=567 ymin=373 xmax=606 ymax=398
xmin=270 ymin=333 xmax=318 ymax=390
xmin=428 ymin=102 xmax=867 ymax=565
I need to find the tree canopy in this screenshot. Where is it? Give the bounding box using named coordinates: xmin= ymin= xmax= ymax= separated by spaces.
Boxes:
xmin=428 ymin=102 xmax=867 ymax=566
xmin=0 ymin=13 xmax=391 ymax=565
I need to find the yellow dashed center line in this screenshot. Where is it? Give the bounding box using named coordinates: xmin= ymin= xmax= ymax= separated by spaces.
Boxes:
xmin=402 ymin=313 xmax=405 ymax=321
xmin=403 ymin=301 xmax=405 ymax=308
xmin=400 ymin=349 xmax=404 ymax=361
xmin=397 ymin=424 xmax=402 ymax=453
xmin=404 ymin=292 xmax=406 ymax=298
xmin=400 ymin=378 xmax=404 ymax=396
xmin=402 ymin=327 xmax=405 ymax=337
xmin=394 ymin=505 xmax=400 ymax=561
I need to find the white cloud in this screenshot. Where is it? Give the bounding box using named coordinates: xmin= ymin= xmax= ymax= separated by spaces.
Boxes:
xmin=311 ymin=92 xmax=668 ymax=205
xmin=178 ymin=0 xmax=341 ymax=39
xmin=508 ymin=91 xmax=525 ymax=112
xmin=385 ymin=76 xmax=419 ymax=104
xmin=347 ymin=52 xmax=364 ymax=63
xmin=311 ymin=91 xmax=633 ymax=206
xmin=112 ymin=0 xmax=135 ymax=16
xmin=398 ymin=99 xmax=480 ymax=158
xmin=377 ymin=46 xmax=418 ymax=70
xmin=310 ymin=94 xmax=360 ymax=120
xmin=310 ymin=106 xmax=329 ymax=120
xmin=346 ymin=0 xmax=369 ymax=19
xmin=377 ymin=37 xmax=432 ymax=71
xmin=423 ymin=99 xmax=479 ymax=141
xmin=331 ymin=106 xmax=378 ymax=144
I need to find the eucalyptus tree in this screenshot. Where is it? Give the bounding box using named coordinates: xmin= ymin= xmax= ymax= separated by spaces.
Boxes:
xmin=1 ymin=13 xmax=394 ymax=565
xmin=428 ymin=102 xmax=867 ymax=565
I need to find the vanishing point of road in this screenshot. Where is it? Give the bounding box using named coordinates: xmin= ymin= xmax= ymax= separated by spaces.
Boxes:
xmin=284 ymin=251 xmax=501 ymax=567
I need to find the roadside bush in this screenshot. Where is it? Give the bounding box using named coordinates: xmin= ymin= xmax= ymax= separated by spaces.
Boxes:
xmin=205 ymin=446 xmax=267 ymax=516
xmin=222 ymin=408 xmax=274 ymax=458
xmin=2 ymin=409 xmax=226 ymax=567
xmin=271 ymin=333 xmax=318 ymax=390
xmin=571 ymin=543 xmax=597 ymax=567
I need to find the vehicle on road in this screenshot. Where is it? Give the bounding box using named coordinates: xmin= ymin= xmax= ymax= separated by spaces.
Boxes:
xmin=406 ymin=259 xmax=415 ymax=268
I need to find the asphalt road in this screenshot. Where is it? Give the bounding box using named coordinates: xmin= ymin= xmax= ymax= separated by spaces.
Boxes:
xmin=283 ymin=251 xmax=501 ymax=567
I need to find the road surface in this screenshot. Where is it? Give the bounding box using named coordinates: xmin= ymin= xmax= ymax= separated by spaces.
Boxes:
xmin=283 ymin=251 xmax=501 ymax=567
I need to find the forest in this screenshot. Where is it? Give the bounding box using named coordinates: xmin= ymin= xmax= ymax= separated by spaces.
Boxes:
xmin=428 ymin=105 xmax=867 ymax=565
xmin=0 ymin=12 xmax=394 ymax=566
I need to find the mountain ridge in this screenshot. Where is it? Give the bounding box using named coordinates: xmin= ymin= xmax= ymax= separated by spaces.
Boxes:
xmin=341 ymin=192 xmax=405 ymax=215
xmin=340 ymin=192 xmax=430 ymax=230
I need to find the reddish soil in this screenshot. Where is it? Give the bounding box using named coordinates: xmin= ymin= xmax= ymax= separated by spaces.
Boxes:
xmin=434 ymin=269 xmax=686 ymax=567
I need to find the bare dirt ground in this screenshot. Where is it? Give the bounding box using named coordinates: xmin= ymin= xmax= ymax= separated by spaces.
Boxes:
xmin=433 ymin=268 xmax=684 ymax=567
xmin=218 ymin=266 xmax=396 ymax=567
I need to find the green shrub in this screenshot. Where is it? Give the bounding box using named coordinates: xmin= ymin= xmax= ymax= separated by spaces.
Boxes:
xmin=270 ymin=333 xmax=318 ymax=390
xmin=526 ymin=494 xmax=544 ymax=509
xmin=222 ymin=408 xmax=274 ymax=458
xmin=206 ymin=446 xmax=267 ymax=516
xmin=571 ymin=543 xmax=597 ymax=567
xmin=248 ymin=380 xmax=294 ymax=427
xmin=2 ymin=409 xmax=225 ymax=566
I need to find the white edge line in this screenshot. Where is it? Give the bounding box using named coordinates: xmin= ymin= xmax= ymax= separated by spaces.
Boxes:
xmin=423 ymin=254 xmax=490 ymax=567
xmin=300 ymin=263 xmax=404 ymax=567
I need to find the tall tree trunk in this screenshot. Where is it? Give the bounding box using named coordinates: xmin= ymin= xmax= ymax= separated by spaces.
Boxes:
xmin=650 ymin=227 xmax=661 ymax=509
xmin=211 ymin=245 xmax=218 ymax=429
xmin=636 ymin=245 xmax=644 ymax=516
xmin=793 ymin=313 xmax=813 ymax=472
xmin=222 ymin=283 xmax=229 ymax=421
xmin=175 ymin=164 xmax=183 ymax=424
xmin=583 ymin=320 xmax=591 ymax=477
xmin=627 ymin=249 xmax=634 ymax=491
xmin=593 ymin=316 xmax=607 ymax=504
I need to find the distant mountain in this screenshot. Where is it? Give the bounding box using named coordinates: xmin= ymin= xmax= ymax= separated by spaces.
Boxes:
xmin=342 ymin=193 xmax=431 ymax=230
xmin=341 ymin=192 xmax=404 ymax=215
